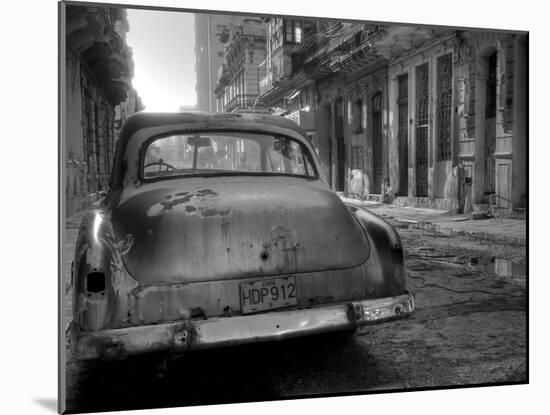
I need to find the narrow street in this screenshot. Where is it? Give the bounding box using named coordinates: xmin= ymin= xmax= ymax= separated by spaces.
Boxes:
xmin=64 ymin=207 xmax=526 ymax=413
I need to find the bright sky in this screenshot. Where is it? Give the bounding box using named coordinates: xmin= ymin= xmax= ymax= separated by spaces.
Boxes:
xmin=126 ymin=9 xmax=197 ymax=112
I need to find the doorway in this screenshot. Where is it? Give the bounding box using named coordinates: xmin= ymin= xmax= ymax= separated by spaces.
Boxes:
xmin=335 ymin=97 xmax=345 ymax=192
xmin=484 ymin=52 xmax=497 ymax=196
xmin=415 ymin=63 xmax=429 ymax=197
xmin=397 ymin=75 xmax=409 ymax=195
xmin=372 ymin=92 xmax=383 ymax=194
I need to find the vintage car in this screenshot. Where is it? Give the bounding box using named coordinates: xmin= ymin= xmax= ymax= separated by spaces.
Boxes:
xmin=70 ymin=111 xmax=415 ymax=363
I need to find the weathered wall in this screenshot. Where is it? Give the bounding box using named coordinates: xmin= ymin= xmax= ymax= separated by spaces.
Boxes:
xmin=65 ymin=51 xmax=88 ymax=216
xmin=316 ymin=78 xmax=344 ymax=190
xmin=342 ymin=67 xmax=388 ymax=197
xmin=433 ymin=160 xmax=454 ymax=199
xmin=66 ymin=55 xmax=129 ymax=216
xmin=244 ymin=22 xmax=527 ymax=214
xmin=458 ymin=31 xmax=526 ymax=214
xmin=512 ymin=36 xmax=527 ymax=210
xmin=244 ymin=42 xmax=267 ymax=96
xmin=195 ymin=15 xmax=244 ymax=112
xmin=65 ymin=6 xmax=140 ymax=217
xmin=387 ymin=35 xmax=459 ymax=208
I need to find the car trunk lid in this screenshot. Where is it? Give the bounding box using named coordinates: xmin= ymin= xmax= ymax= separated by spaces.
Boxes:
xmin=112 ymin=176 xmax=369 ymax=285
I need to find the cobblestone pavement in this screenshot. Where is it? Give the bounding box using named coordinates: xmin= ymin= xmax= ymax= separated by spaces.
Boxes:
xmin=341 ymin=197 xmax=527 ymax=244
xmin=62 ymin=206 xmax=527 ymax=413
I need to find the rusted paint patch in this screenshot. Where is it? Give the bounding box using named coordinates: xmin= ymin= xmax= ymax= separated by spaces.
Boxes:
xmin=271 ymin=225 xmax=300 ymax=250
xmin=147 ymin=193 xmax=192 ymax=216
xmin=146 ymin=189 xmax=227 ymax=218
xmin=201 ymin=207 xmax=231 ymax=217
xmin=117 ymin=234 xmax=134 ymax=256
xmin=196 ymin=189 xmax=218 ymax=197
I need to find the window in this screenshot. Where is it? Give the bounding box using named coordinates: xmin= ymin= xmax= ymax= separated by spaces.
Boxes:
xmin=295 ymin=25 xmax=302 ymax=43
xmin=142 ymin=133 xmax=318 ymax=180
xmin=437 ymin=53 xmax=453 ymax=160
xmin=285 ymin=20 xmax=303 ymax=43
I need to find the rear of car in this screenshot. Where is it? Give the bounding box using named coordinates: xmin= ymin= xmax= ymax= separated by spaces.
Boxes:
xmin=70 ymin=112 xmax=414 ymax=361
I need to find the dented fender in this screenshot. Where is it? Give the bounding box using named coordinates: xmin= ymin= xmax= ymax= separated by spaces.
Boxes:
xmin=73 ymin=208 xmax=138 ymax=332
xmin=347 ymin=205 xmax=407 ymax=291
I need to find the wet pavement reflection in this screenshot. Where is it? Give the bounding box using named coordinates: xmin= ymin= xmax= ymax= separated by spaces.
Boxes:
xmin=469 ymin=256 xmax=526 ymax=278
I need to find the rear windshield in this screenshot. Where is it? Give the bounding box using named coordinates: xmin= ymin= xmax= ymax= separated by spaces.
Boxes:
xmin=142 ymin=132 xmax=318 ymax=180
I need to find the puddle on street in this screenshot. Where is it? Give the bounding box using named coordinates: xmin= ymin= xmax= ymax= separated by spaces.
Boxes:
xmin=469 ymin=256 xmax=526 ymax=277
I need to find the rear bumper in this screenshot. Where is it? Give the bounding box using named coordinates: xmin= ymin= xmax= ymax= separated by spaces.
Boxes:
xmin=70 ymin=292 xmax=415 ymax=360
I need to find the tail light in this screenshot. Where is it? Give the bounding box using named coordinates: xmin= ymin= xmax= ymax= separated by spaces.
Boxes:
xmin=86 ymin=271 xmax=106 ymax=294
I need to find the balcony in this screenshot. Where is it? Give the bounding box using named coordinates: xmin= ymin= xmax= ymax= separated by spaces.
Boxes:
xmin=328 ymin=24 xmax=388 ymax=54
xmin=219 ymin=27 xmax=230 ymax=43
xmin=67 ymin=5 xmax=134 ymax=106
xmin=259 ymin=59 xmax=273 ymax=95
xmin=328 ymin=23 xmax=362 ymax=52
xmin=217 ymin=63 xmax=230 ymax=85
xmin=259 ymin=72 xmax=273 ymax=96
xmin=241 ymin=19 xmax=266 ymax=38
xmin=272 ymin=48 xmax=292 ymax=83
xmin=224 ymin=94 xmax=259 ymax=112
xmin=327 ymin=24 xmax=390 ymax=74
xmin=370 ymin=26 xmax=435 ymax=60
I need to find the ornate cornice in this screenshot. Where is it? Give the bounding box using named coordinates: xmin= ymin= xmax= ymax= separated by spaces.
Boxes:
xmin=66 ymin=5 xmax=135 ymax=106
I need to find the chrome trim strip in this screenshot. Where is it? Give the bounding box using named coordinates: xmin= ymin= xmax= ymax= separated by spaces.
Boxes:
xmin=72 ymin=293 xmax=415 ymax=360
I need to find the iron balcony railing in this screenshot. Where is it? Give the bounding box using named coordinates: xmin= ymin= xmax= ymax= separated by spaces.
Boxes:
xmin=217 ymin=63 xmax=229 ymax=83
xmin=328 ymin=24 xmax=388 ymax=53
xmin=259 ymin=58 xmax=273 ymax=95
xmin=224 ymin=94 xmax=259 ymax=112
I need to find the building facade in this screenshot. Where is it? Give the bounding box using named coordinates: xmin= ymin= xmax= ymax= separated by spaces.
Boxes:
xmin=257 ymin=21 xmax=527 ymax=216
xmin=214 ymin=19 xmax=267 ymax=112
xmin=384 ymin=27 xmax=463 ymax=210
xmin=199 ymin=16 xmax=527 ymax=216
xmin=259 ymin=21 xmax=390 ymax=191
xmin=65 ymin=5 xmax=142 ymax=217
xmin=456 ymin=31 xmax=527 ymax=215
xmin=383 ymin=28 xmax=527 ymax=214
xmin=194 ymin=14 xmax=245 ymax=112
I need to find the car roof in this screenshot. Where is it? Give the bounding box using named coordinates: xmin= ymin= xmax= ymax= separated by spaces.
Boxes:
xmin=118 ymin=111 xmax=313 ymax=141
xmin=110 ymin=111 xmax=318 ymax=191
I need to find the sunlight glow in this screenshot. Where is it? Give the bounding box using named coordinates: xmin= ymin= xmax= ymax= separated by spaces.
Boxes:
xmin=126 ymin=9 xmax=197 ymax=112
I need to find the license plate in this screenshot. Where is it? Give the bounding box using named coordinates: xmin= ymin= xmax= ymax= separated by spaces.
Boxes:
xmin=240 ymin=276 xmax=298 ymax=314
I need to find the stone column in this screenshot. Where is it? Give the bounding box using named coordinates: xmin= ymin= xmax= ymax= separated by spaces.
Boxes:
xmin=409 ymin=65 xmax=416 ymax=198
xmin=428 ymin=55 xmax=436 ymax=200
xmin=473 ymin=57 xmax=488 ymax=205
xmin=512 ymin=35 xmax=527 ymax=209
xmin=388 ymin=74 xmax=399 ymax=194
